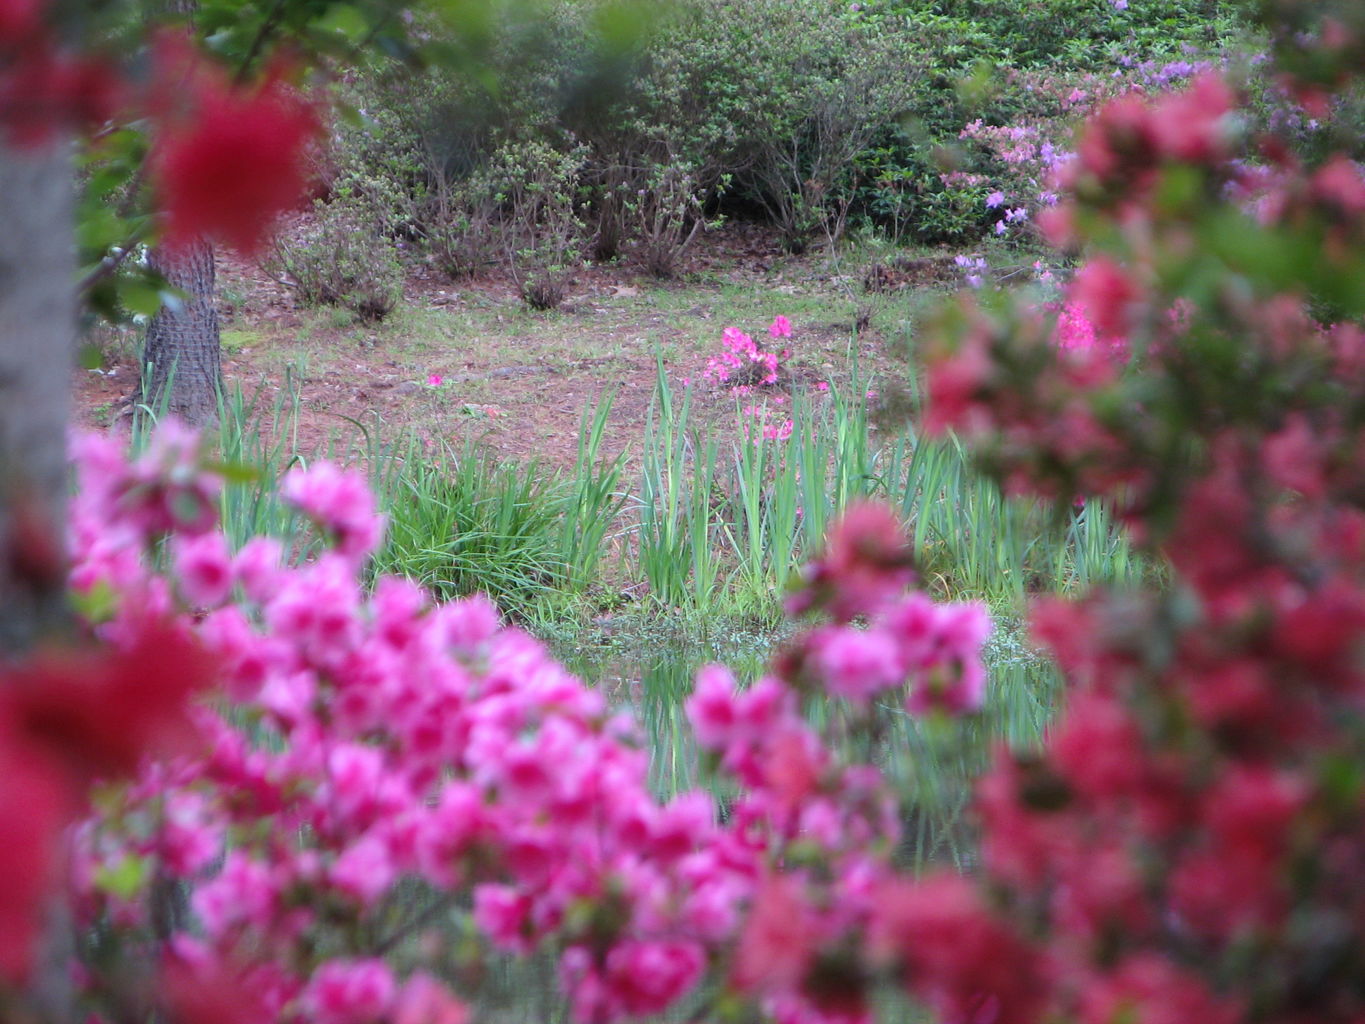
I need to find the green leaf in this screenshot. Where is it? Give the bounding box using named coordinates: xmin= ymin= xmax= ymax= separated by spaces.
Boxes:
xmin=203 ymin=459 xmax=264 ymax=485
xmin=119 ymin=278 xmax=167 ymax=318
xmin=75 ymin=207 xmax=125 ymax=252
xmin=71 ymin=579 xmax=118 ymax=623
xmin=77 ymin=343 xmax=105 ymax=371
xmin=95 ymin=854 xmax=152 ymax=901
xmin=315 ymin=2 xmax=372 ymax=44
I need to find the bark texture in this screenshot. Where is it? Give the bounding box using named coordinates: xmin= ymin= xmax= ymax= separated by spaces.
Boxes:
xmin=0 ymin=137 xmax=76 ymax=654
xmin=140 ymin=238 xmax=221 ymax=425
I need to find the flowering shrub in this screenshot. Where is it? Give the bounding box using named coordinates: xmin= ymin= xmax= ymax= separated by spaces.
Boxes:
xmin=700 ymin=316 xmax=792 ymax=393
xmin=49 ymin=424 xmax=991 ymax=1024
xmin=1050 ymin=301 xmax=1127 ymax=358
xmin=915 ymin=6 xmax=1365 ymax=1021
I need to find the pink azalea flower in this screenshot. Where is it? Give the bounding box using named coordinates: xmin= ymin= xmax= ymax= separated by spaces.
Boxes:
xmin=304 ymin=959 xmax=397 ymax=1024
xmin=172 ymin=531 xmax=233 ymax=608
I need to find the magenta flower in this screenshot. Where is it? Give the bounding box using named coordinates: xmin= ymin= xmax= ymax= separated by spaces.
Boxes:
xmin=427 ymin=373 xmax=443 ymax=386
xmin=769 ymin=315 xmax=792 ymax=339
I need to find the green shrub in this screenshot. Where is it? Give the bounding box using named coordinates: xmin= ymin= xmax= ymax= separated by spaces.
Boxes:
xmin=323 ymin=0 xmax=1256 ymax=257
xmin=265 ymin=196 xmax=405 ymax=321
xmin=631 ymin=161 xmax=716 ymax=278
xmin=491 ymin=135 xmax=588 ymax=309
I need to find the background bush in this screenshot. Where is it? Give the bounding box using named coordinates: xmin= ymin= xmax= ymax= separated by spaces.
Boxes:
xmin=305 ymin=0 xmax=1257 ymax=275
xmin=265 ymin=194 xmax=406 ymax=321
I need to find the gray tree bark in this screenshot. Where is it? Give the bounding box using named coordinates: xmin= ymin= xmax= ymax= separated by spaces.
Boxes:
xmin=0 ymin=136 xmax=76 ymax=655
xmin=136 ymin=0 xmax=222 ymax=428
xmin=139 ymin=238 xmax=222 ymax=425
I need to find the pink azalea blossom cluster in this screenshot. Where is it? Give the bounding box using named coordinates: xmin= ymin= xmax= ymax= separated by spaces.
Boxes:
xmin=804 ymin=593 xmax=990 ymax=712
xmin=956 ymin=54 xmax=1229 ymax=239
xmin=61 ymin=425 xmax=994 ymax=1024
xmin=953 ymin=254 xmax=988 ymax=288
xmin=701 ymin=316 xmax=792 ymax=392
xmin=682 ymin=506 xmax=999 ymax=1024
xmin=69 ymin=441 xmax=734 ymax=1022
xmin=783 ymin=502 xmax=990 ymax=712
xmin=922 ymin=30 xmax=1365 ymax=1022
xmin=959 ymin=116 xmax=1073 ymax=232
xmin=1051 ymin=301 xmax=1128 ymax=359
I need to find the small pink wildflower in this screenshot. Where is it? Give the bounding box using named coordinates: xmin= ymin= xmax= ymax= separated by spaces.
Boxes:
xmin=769 ymin=315 xmax=792 ymax=339
xmin=427 ymin=374 xmax=443 ymax=387
xmin=763 ymin=419 xmax=793 ymax=442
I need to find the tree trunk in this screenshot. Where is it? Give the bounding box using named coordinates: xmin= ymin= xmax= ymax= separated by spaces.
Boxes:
xmin=140 ymin=239 xmax=221 ymax=426
xmin=0 ymin=136 xmax=76 ymax=655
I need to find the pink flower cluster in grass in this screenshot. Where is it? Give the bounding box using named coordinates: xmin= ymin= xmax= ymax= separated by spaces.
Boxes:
xmin=701 ymin=316 xmax=792 ymax=392
xmin=65 ymin=424 xmax=993 ymax=1024
xmin=742 ymin=403 xmax=794 ymax=444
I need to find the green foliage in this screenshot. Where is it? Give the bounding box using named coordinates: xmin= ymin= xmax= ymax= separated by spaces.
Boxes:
xmin=632 ymin=359 xmax=1147 ymax=619
xmin=329 ymin=0 xmax=925 ymax=264
xmin=374 ymin=438 xmax=573 ymax=612
xmin=559 ymin=391 xmax=629 ymax=594
xmin=265 ymin=196 xmax=405 ymax=322
xmin=840 ymin=0 xmax=1254 ymax=243
xmin=493 ymin=135 xmax=588 ymax=309
xmin=854 ymin=0 xmax=1244 ymax=72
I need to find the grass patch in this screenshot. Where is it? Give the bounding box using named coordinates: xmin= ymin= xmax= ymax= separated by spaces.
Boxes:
xmin=220 ymin=328 xmax=262 ymax=353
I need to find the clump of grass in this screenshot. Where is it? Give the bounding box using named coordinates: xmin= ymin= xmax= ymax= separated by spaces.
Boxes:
xmin=371 ymin=390 xmax=628 ymax=620
xmin=373 ymin=437 xmax=571 ymax=613
xmin=631 ymin=354 xmax=1148 ymax=621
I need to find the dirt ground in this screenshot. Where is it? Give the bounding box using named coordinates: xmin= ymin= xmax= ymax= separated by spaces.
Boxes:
xmin=74 ymin=223 xmax=936 ymax=474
